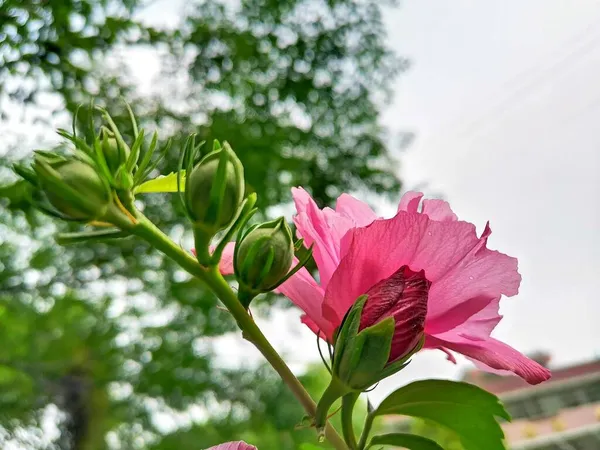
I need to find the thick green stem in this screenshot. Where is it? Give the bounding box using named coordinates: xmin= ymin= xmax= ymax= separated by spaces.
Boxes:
xmin=357 ymin=413 xmax=375 ymax=450
xmin=341 ymin=393 xmax=360 ymax=449
xmin=130 ymin=214 xmax=348 ymax=450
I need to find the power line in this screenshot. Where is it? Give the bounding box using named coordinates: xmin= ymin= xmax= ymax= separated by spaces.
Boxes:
xmin=421 ymin=12 xmax=600 ymax=149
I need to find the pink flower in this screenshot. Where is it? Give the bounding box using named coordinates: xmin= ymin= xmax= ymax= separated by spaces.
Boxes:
xmin=217 ymin=189 xmax=551 ymax=385
xmin=207 ymin=441 xmax=257 ymax=450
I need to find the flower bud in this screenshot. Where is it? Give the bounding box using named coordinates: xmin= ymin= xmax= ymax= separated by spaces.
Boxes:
xmin=99 ymin=126 xmax=130 ymax=174
xmin=235 ymin=217 xmax=294 ymax=294
xmin=34 ymin=155 xmax=111 ymax=220
xmin=185 ymin=142 xmax=244 ymax=233
xmin=333 ymin=266 xmax=429 ymax=391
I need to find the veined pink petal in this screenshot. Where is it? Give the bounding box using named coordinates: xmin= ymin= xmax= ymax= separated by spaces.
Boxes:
xmin=277 ymin=267 xmax=335 ymax=339
xmin=207 ymin=442 xmax=257 ymax=450
xmin=398 ymin=191 xmax=457 ymax=222
xmin=324 ymin=212 xmax=520 ymax=326
xmin=335 ymin=193 xmax=378 ymax=226
xmin=421 ymin=199 xmax=458 ymax=222
xmin=432 ymin=334 xmax=551 ymax=384
xmin=397 ymin=191 xmax=423 ymax=213
xmin=425 ymin=295 xmax=498 ymax=336
xmin=423 ymin=335 xmax=458 ymax=363
xmin=292 ymin=187 xmax=353 ymax=288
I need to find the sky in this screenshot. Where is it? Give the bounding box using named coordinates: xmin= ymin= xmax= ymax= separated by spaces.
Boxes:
xmin=2 ymin=0 xmax=599 ymax=416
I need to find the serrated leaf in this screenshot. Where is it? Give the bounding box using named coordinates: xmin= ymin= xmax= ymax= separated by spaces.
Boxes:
xmin=373 ymin=380 xmax=509 ymax=450
xmin=368 ymin=433 xmax=444 ymax=449
xmin=134 ymin=171 xmax=185 ymax=194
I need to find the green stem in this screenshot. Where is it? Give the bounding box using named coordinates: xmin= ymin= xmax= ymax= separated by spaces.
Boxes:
xmin=341 ymin=393 xmax=360 ymax=449
xmin=315 ymin=376 xmax=349 ymax=435
xmin=357 ymin=413 xmax=375 ymax=450
xmin=192 ymin=224 xmax=213 ymax=265
xmin=130 ymin=214 xmax=348 ymax=450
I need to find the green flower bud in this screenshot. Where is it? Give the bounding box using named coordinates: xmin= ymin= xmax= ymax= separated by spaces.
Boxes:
xmin=99 ymin=126 xmax=130 ymax=174
xmin=235 ymin=217 xmax=294 ymax=295
xmin=185 ymin=142 xmax=244 ymax=233
xmin=33 ymin=155 xmax=112 ymax=220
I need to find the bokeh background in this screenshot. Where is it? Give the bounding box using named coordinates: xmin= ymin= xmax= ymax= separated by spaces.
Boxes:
xmin=1 ymin=0 xmax=599 ymax=449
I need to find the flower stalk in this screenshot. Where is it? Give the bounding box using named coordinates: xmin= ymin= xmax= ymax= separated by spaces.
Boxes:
xmin=116 ymin=212 xmax=348 ymax=450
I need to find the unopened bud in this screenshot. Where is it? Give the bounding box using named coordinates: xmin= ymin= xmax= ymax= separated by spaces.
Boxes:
xmin=235 ymin=217 xmax=294 ymax=295
xmin=34 ymin=155 xmax=111 ymax=220
xmin=185 ymin=142 xmax=244 ymax=234
xmin=99 ymin=126 xmax=129 ymax=174
xmin=333 ymin=266 xmax=429 ymax=391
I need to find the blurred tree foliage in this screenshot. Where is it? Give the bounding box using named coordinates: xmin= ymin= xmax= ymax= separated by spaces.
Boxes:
xmin=0 ymin=0 xmax=406 ymax=448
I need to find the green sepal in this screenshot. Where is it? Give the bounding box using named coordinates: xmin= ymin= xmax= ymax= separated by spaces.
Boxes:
xmin=332 ymin=295 xmax=367 ymax=375
xmin=126 ymin=127 xmax=145 ymax=173
xmin=337 ymin=316 xmax=394 ymax=390
xmin=210 ymin=193 xmax=257 ymax=267
xmin=33 ymin=155 xmax=108 ymax=219
xmin=13 ymin=164 xmax=40 ymax=187
xmin=56 ymin=229 xmax=130 ymax=245
xmin=114 ymin=164 xmax=134 ymax=190
xmin=374 ymin=335 xmax=424 ymax=382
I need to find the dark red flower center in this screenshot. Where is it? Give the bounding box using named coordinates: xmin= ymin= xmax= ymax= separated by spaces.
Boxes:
xmin=360 ymin=265 xmax=430 ymax=362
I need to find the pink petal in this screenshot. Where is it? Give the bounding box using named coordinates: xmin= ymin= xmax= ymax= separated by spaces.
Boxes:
xmin=277 ymin=267 xmax=336 ymax=339
xmin=433 ymin=334 xmax=551 ymax=384
xmin=397 ymin=191 xmax=423 ymax=213
xmin=421 ymin=199 xmax=458 ymax=222
xmin=423 ymin=335 xmax=458 ymax=363
xmin=397 ymin=191 xmax=457 ymax=221
xmin=335 ymin=193 xmax=378 ymax=226
xmin=192 ymin=244 xmax=236 ymax=275
xmin=292 ymin=187 xmax=354 ymax=288
xmin=324 ymin=212 xmax=520 ymax=326
xmin=426 ymin=223 xmax=521 ymax=321
xmin=425 ymin=295 xmax=498 ymax=336
xmin=207 ymin=442 xmax=257 ymax=450
xmin=215 ymin=242 xmax=235 ymax=275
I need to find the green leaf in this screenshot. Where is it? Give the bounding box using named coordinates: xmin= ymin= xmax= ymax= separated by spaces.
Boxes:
xmin=373 ymin=380 xmax=509 ymax=450
xmin=134 ymin=171 xmax=186 ymax=194
xmin=368 ymin=433 xmax=444 ymax=449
